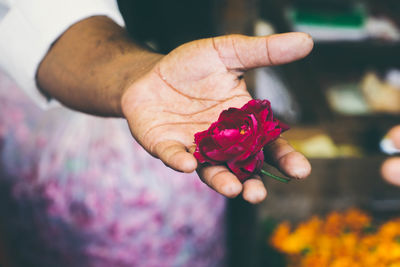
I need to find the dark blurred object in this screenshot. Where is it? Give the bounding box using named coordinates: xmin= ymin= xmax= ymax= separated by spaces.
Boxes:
xmin=117 ymin=0 xmax=218 ymax=52
xmin=117 ymin=0 xmax=257 ymax=53
xmin=226 ymin=197 xmax=258 ymax=267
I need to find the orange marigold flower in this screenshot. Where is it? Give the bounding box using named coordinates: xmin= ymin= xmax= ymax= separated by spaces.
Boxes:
xmin=343 ymin=208 xmax=371 ymax=232
xmin=324 ymin=211 xmax=343 ymax=236
xmin=270 ymin=221 xmax=291 ymax=251
xmin=269 ymin=209 xmax=400 ymax=267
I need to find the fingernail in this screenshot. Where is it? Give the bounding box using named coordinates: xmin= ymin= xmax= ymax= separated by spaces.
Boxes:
xmin=246 ymin=188 xmax=267 ymax=203
xmin=222 ymin=183 xmax=241 ymax=197
xmin=380 ymin=137 xmax=400 ymax=155
xmin=291 ymin=159 xmax=312 ymax=179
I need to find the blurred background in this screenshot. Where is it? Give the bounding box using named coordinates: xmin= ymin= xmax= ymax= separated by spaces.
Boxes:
xmin=222 ymin=1 xmax=400 ymax=266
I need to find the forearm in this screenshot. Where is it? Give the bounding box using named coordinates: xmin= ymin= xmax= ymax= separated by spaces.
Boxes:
xmin=37 ymin=16 xmax=162 ymax=117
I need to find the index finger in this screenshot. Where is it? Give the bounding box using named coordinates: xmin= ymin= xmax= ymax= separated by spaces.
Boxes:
xmin=197 ymin=164 xmax=268 ymax=204
xmin=197 ymin=164 xmax=243 ymax=198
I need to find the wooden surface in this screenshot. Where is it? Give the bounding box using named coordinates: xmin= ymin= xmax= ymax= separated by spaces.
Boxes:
xmin=260 ymin=156 xmax=400 ymax=222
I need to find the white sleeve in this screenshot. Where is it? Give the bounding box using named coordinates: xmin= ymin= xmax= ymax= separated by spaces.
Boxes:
xmin=0 ymin=0 xmax=125 ymax=108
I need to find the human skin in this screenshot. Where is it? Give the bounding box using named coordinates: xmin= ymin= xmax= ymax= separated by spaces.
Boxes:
xmin=381 ymin=125 xmax=400 ymax=187
xmin=37 ymin=16 xmax=313 ymax=204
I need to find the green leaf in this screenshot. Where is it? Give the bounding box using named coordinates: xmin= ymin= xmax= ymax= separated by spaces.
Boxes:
xmin=260 ymin=169 xmax=290 ymax=183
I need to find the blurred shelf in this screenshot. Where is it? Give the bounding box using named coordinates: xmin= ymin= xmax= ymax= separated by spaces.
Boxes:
xmin=309 ymin=41 xmax=400 ymax=69
xmin=232 ymin=1 xmax=400 ymax=266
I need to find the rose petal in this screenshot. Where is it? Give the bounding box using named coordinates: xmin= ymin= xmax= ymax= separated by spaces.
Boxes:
xmin=242 ymin=99 xmax=272 ymax=122
xmin=213 ymin=128 xmax=241 ymax=147
xmin=242 ymin=151 xmax=264 ymax=172
xmin=227 ymin=151 xmax=264 ymax=181
xmin=227 ymin=162 xmax=251 ymax=181
xmin=193 ymin=98 xmax=290 ymax=181
xmin=197 ymin=137 xmax=221 ymax=164
xmin=218 ymin=108 xmax=246 ymax=128
xmin=205 ymin=148 xmax=234 ymax=162
xmin=277 ymin=120 xmax=290 ymax=132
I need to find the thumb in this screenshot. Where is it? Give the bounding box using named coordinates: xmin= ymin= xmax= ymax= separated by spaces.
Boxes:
xmin=212 ymin=32 xmax=314 ymax=72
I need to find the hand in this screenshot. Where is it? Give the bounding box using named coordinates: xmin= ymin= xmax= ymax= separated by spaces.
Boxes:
xmin=121 ymin=33 xmax=313 ymax=203
xmin=381 ymin=125 xmax=400 ymax=186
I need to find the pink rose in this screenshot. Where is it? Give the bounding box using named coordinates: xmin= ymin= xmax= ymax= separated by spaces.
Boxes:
xmin=194 ymin=99 xmax=288 ymax=181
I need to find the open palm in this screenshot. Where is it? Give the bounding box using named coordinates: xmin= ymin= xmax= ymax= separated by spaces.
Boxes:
xmin=122 ymin=33 xmax=313 ymax=203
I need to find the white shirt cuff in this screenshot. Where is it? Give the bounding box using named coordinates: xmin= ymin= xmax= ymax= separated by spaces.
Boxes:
xmin=0 ymin=0 xmax=125 ymax=109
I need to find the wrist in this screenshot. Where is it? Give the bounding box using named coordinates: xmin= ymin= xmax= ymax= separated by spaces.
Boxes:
xmin=119 ymin=53 xmax=163 ymax=118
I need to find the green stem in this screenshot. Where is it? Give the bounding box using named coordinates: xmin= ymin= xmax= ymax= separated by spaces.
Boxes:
xmin=260 ymin=169 xmax=290 ymax=183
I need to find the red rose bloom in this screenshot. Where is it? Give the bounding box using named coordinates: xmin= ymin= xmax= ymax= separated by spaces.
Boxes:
xmin=194 ymin=99 xmax=289 ymax=181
